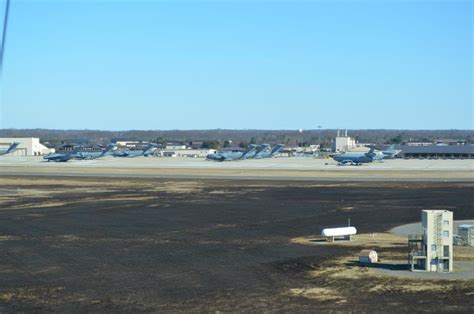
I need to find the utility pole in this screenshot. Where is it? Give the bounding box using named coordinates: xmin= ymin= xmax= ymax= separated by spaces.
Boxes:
xmin=317 ymin=125 xmax=322 ymax=151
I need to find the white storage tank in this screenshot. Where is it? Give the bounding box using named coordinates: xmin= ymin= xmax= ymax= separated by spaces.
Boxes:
xmin=321 ymin=226 xmax=357 ymax=237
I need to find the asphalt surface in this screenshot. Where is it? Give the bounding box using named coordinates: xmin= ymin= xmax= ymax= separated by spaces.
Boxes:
xmin=1 ymin=156 xmax=473 ymax=181
xmin=391 ymin=220 xmax=474 ymax=237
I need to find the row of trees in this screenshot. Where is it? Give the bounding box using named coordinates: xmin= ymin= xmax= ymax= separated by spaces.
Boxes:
xmin=1 ymin=129 xmax=472 ymax=148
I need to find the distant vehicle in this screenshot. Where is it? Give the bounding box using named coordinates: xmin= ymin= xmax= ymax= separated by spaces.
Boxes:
xmin=206 ymin=144 xmax=257 ymax=161
xmin=0 ymin=142 xmax=19 ymax=156
xmin=113 ymin=143 xmax=156 ymax=158
xmin=76 ymin=143 xmax=116 ymax=160
xmin=254 ymin=144 xmax=285 ymax=159
xmin=332 ymin=147 xmax=377 ymax=166
xmin=43 ymin=148 xmax=79 ymax=162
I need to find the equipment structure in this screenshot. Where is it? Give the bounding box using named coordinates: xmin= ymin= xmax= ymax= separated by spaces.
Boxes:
xmin=408 ymin=209 xmax=453 ymax=272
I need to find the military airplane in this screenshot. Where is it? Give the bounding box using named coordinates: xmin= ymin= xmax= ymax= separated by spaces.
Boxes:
xmin=76 ymin=143 xmax=116 ymax=160
xmin=113 ymin=143 xmax=156 ymax=158
xmin=332 ymin=147 xmax=377 ymax=165
xmin=0 ymin=142 xmax=19 ymax=156
xmin=243 ymin=144 xmax=269 ymax=159
xmin=373 ymin=144 xmax=401 ymax=160
xmin=206 ymin=144 xmax=258 ymax=161
xmin=254 ymin=144 xmax=285 ymax=159
xmin=43 ymin=148 xmax=79 ymax=162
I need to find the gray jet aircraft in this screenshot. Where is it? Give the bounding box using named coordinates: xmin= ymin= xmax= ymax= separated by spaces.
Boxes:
xmin=206 ymin=144 xmax=258 ymax=161
xmin=242 ymin=144 xmax=269 ymax=159
xmin=0 ymin=142 xmax=19 ymax=156
xmin=76 ymin=143 xmax=116 ymax=160
xmin=332 ymin=147 xmax=376 ymax=165
xmin=373 ymin=144 xmax=401 ymax=160
xmin=43 ymin=148 xmax=80 ymax=162
xmin=113 ymin=143 xmax=156 ymax=158
xmin=254 ymin=144 xmax=285 ymax=159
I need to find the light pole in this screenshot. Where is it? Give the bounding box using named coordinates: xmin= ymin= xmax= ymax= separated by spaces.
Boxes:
xmin=317 ymin=125 xmax=322 ymax=151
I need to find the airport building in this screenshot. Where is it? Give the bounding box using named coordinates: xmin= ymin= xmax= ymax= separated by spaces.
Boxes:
xmin=332 ymin=130 xmax=357 ymax=152
xmin=0 ymin=138 xmax=53 ymax=156
xmin=409 ymin=209 xmax=453 ymax=272
xmin=454 ymin=224 xmax=474 ymax=247
xmin=165 ymin=142 xmax=187 ymax=150
xmin=375 ymin=144 xmax=474 ymax=159
xmin=397 ymin=145 xmax=474 ymax=159
xmin=157 ymin=148 xmax=217 ymax=158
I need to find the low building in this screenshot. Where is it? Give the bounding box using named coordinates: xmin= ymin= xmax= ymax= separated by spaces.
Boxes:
xmin=359 ymin=250 xmax=378 ymax=264
xmin=158 ymin=149 xmax=216 ymax=158
xmin=455 ymin=224 xmax=474 ymax=246
xmin=115 ymin=141 xmax=150 ymax=148
xmin=0 ymin=138 xmax=53 ymax=156
xmin=189 ymin=141 xmax=204 ymax=149
xmin=397 ymin=145 xmax=474 ymax=159
xmin=405 ymin=142 xmax=435 ymax=147
xmin=435 ymin=139 xmax=466 ymax=146
xmin=165 ymin=142 xmax=187 ymax=150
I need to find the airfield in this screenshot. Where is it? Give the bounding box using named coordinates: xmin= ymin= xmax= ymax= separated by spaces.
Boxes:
xmin=1 ymin=156 xmax=473 ymax=311
xmin=1 ymin=156 xmax=473 ymax=181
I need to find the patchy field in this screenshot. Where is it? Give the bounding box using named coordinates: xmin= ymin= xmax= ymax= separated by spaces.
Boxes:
xmin=0 ymin=177 xmax=473 ymax=312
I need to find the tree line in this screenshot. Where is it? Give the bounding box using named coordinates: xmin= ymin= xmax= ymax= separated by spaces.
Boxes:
xmin=0 ymin=129 xmax=472 ymax=148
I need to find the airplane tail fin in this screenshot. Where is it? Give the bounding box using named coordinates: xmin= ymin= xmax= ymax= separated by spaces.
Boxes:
xmin=255 ymin=144 xmax=269 ymax=154
xmin=71 ymin=146 xmax=82 ymax=155
xmin=101 ymin=143 xmax=116 ymax=157
xmin=366 ymin=147 xmax=376 ymax=156
xmin=143 ymin=143 xmax=157 ymax=156
xmin=6 ymin=142 xmax=19 ymax=154
xmin=270 ymin=144 xmax=284 ymax=155
xmin=240 ymin=144 xmax=257 ymax=159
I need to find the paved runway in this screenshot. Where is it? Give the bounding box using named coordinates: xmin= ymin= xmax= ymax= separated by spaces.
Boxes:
xmin=1 ymin=156 xmax=473 ymax=181
xmin=391 ymin=220 xmax=474 ymax=237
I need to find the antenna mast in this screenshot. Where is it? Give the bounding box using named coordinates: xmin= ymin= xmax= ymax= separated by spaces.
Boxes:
xmin=0 ymin=0 xmax=10 ymax=76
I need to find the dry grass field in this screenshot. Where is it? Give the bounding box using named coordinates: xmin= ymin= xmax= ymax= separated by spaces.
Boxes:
xmin=0 ymin=176 xmax=472 ymax=312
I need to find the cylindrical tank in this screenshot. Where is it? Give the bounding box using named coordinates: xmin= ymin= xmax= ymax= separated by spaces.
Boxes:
xmin=321 ymin=226 xmax=357 ymax=237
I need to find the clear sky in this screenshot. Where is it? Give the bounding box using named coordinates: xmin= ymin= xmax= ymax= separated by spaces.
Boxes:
xmin=0 ymin=0 xmax=472 ymax=130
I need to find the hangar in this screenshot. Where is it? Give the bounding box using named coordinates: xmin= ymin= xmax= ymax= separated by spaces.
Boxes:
xmin=0 ymin=138 xmax=53 ymax=156
xmin=396 ymin=145 xmax=474 ymax=159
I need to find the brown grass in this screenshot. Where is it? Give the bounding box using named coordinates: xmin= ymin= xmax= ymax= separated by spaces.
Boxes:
xmin=286 ymin=287 xmax=345 ymax=302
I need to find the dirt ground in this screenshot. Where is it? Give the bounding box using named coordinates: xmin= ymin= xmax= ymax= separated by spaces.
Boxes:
xmin=0 ymin=177 xmax=473 ymax=312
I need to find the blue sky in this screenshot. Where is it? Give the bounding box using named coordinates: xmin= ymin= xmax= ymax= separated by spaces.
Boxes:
xmin=0 ymin=0 xmax=472 ymax=130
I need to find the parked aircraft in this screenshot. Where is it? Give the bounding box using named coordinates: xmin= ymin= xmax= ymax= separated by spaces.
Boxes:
xmin=374 ymin=144 xmax=401 ymax=160
xmin=254 ymin=144 xmax=285 ymax=159
xmin=43 ymin=149 xmax=79 ymax=162
xmin=0 ymin=142 xmax=19 ymax=156
xmin=332 ymin=147 xmax=376 ymax=165
xmin=206 ymin=144 xmax=257 ymax=161
xmin=240 ymin=144 xmax=258 ymax=159
xmin=242 ymin=144 xmax=270 ymax=159
xmin=76 ymin=144 xmax=116 ymax=160
xmin=113 ymin=143 xmax=156 ymax=158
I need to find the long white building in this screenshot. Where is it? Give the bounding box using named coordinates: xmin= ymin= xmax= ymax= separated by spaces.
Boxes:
xmin=0 ymin=138 xmax=53 ymax=156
